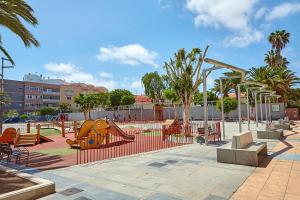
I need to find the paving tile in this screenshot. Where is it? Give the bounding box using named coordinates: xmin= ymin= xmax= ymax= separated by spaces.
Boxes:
xmin=284 ymin=193 xmax=300 ymax=200
xmin=59 ymin=187 xmax=84 ymax=196
xmin=148 ymin=162 xmax=168 ymax=168
xmin=145 ymin=192 xmax=183 ymax=200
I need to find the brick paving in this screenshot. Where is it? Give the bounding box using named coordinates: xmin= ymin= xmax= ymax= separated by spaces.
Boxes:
xmin=231 ymin=124 xmax=300 ymax=200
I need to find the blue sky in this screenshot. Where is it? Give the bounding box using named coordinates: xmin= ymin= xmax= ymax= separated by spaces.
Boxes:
xmin=2 ymin=0 xmax=300 ymax=94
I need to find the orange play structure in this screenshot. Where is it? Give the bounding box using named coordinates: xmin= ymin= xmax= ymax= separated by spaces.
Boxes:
xmin=162 ymin=119 xmax=181 ymax=141
xmin=0 ymin=128 xmax=17 ymax=144
xmin=66 ymin=119 xmax=135 ymax=149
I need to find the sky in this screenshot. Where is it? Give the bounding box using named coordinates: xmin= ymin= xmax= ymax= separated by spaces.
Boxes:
xmin=2 ymin=0 xmax=300 ymax=94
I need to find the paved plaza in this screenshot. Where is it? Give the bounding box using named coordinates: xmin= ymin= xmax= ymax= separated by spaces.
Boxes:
xmin=1 ymin=122 xmax=300 ymax=199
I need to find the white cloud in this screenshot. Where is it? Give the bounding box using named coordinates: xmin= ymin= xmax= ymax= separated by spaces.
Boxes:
xmin=99 ymin=72 xmax=113 ymax=78
xmin=225 ymin=28 xmax=263 ymax=48
xmin=44 ymin=63 xmax=117 ymax=90
xmin=97 ymin=44 xmax=159 ymax=67
xmin=186 ymin=0 xmax=258 ymax=31
xmin=130 ymin=80 xmax=143 ymax=89
xmin=44 ymin=63 xmax=79 ymax=74
xmin=254 ymin=7 xmax=267 ymax=19
xmin=158 ymin=0 xmax=172 ymax=9
xmin=185 ymin=0 xmax=263 ymax=47
xmin=266 ymin=2 xmax=300 ymax=21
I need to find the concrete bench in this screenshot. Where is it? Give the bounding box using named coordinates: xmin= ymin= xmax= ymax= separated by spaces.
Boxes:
xmin=274 ymin=120 xmax=291 ymax=130
xmin=257 ymin=129 xmax=283 ymax=139
xmin=217 ymin=131 xmax=267 ymax=167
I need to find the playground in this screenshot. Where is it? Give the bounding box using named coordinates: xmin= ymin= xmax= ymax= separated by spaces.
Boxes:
xmin=1 ymin=118 xmax=203 ymax=170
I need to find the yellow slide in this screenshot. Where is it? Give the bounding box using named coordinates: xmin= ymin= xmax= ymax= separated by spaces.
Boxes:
xmin=66 ymin=119 xmax=110 ymax=149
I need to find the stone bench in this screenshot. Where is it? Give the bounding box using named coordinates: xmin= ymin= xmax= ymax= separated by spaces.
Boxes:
xmin=274 ymin=122 xmax=291 ymax=130
xmin=217 ymin=131 xmax=267 ymax=167
xmin=257 ymin=129 xmax=283 ymax=139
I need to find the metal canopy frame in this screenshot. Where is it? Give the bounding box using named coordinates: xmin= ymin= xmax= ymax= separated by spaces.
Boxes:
xmin=219 ymin=75 xmax=241 ymax=139
xmin=236 ymin=81 xmax=267 ymax=132
xmin=203 ymin=58 xmax=247 ymax=145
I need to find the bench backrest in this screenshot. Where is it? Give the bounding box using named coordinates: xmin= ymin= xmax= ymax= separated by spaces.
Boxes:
xmin=231 ymin=131 xmax=253 ymax=149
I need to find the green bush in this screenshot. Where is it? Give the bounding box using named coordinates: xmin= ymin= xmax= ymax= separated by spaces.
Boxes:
xmin=216 ymin=97 xmax=238 ymax=114
xmin=20 ymin=114 xmax=28 ymax=120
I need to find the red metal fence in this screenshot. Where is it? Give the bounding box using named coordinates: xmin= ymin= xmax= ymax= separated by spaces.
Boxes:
xmin=76 ymin=127 xmax=194 ymax=165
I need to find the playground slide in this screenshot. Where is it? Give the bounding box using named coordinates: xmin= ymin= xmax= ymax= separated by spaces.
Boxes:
xmin=108 ymin=120 xmax=135 ymax=141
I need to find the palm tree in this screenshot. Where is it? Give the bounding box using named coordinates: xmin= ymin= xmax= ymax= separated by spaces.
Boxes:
xmin=247 ymin=66 xmax=300 ymax=106
xmin=0 ymin=0 xmax=39 ymax=64
xmin=268 ymin=30 xmax=290 ymax=66
xmin=264 ymin=50 xmax=289 ymax=67
xmin=264 ymin=50 xmax=277 ymax=67
xmin=213 ymin=79 xmax=230 ymax=97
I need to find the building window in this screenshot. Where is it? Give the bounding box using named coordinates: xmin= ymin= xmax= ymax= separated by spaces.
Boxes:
xmin=67 ymin=96 xmax=72 ymax=100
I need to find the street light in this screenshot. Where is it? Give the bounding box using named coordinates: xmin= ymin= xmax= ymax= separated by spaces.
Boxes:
xmin=0 ymin=57 xmax=14 ymax=134
xmin=203 ymin=58 xmax=246 ymax=145
xmin=219 ymin=75 xmax=241 ymax=140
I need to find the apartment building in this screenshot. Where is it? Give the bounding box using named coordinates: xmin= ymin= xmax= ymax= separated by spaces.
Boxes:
xmin=3 ymin=79 xmax=25 ymax=113
xmin=2 ymin=73 xmax=108 ymax=114
xmin=60 ymin=83 xmax=108 ymax=111
xmin=24 ymin=82 xmax=60 ymax=112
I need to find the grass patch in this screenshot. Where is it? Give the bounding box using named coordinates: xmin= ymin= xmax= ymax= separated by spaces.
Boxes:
xmin=31 ymin=128 xmax=61 ymax=137
xmin=34 ymin=147 xmax=76 ymax=156
xmin=141 ymin=131 xmax=163 ymax=137
xmin=124 ymin=125 xmax=136 ymax=129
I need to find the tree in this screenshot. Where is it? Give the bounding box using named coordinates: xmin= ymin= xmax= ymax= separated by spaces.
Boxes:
xmin=212 ymin=71 xmax=243 ymax=99
xmin=193 ymin=91 xmax=218 ymax=105
xmin=0 ymin=0 xmax=40 ymax=64
xmin=142 ymin=72 xmax=165 ymax=103
xmin=248 ymin=66 xmax=300 ymax=106
xmin=264 ymin=50 xmax=289 ymax=67
xmin=121 ymin=95 xmax=135 ymax=105
xmin=39 ymin=107 xmax=55 ymax=116
xmin=109 ymin=89 xmax=135 ymax=107
xmin=5 ymin=109 xmax=18 ymax=118
xmin=163 ymin=89 xmax=180 ymax=119
xmin=268 ymin=30 xmax=290 ymax=66
xmin=164 ymin=46 xmax=209 ymax=128
xmin=0 ymin=92 xmax=10 ymax=105
xmin=96 ymin=92 xmax=109 ymax=108
xmin=74 ymin=94 xmax=89 ymax=120
xmin=59 ymin=102 xmax=71 ymax=113
xmin=216 ymin=97 xmax=238 ymax=117
xmin=20 ymin=113 xmax=28 ymax=120
xmin=213 ymin=79 xmax=230 ymax=97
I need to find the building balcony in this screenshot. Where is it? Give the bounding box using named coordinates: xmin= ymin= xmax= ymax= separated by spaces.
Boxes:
xmin=43 ymin=98 xmax=60 ymax=103
xmin=42 ymin=91 xmax=60 ymax=95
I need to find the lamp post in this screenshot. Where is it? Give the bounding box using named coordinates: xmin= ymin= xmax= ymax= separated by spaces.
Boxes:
xmin=219 ymin=76 xmax=240 ymax=139
xmin=203 ymin=58 xmax=246 ymax=145
xmin=0 ymin=57 xmax=14 ymax=134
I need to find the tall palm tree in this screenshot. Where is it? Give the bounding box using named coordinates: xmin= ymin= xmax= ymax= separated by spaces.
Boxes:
xmin=0 ymin=0 xmax=39 ymax=64
xmin=268 ymin=30 xmax=290 ymax=66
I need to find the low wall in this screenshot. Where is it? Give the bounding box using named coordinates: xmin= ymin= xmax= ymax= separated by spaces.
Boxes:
xmin=67 ymin=103 xmax=285 ymax=121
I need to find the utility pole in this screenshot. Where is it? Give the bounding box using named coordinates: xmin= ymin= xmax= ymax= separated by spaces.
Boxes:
xmin=0 ymin=57 xmax=14 ymax=134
